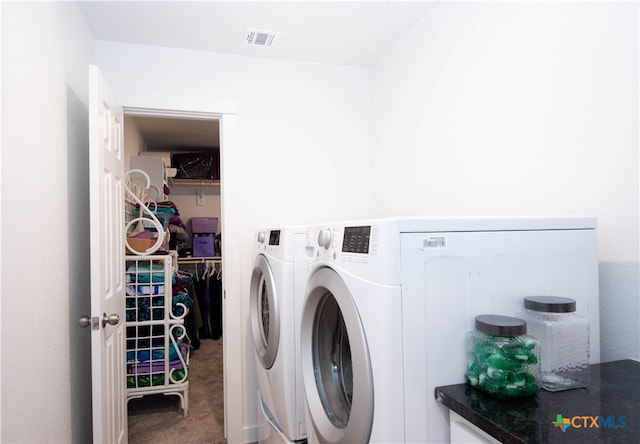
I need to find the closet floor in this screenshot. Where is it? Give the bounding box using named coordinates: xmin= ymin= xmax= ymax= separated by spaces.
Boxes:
xmin=127 ymin=338 xmax=225 ymax=443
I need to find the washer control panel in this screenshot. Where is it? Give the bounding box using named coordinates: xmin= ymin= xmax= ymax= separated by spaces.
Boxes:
xmin=312 ymin=224 xmax=379 ymax=263
xmin=342 ymin=226 xmax=371 ymax=254
xmin=306 ymin=220 xmax=400 ymax=285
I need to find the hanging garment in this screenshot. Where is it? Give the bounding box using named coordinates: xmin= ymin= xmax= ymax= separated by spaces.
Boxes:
xmin=196 ymin=267 xmax=212 ymax=338
xmin=194 ymin=264 xmax=223 ymax=340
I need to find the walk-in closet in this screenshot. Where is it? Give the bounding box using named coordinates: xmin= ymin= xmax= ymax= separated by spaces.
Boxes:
xmin=123 ymin=114 xmax=225 ymax=442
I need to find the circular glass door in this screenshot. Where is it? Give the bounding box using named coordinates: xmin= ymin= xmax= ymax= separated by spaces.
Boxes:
xmin=249 ymin=254 xmax=280 ymax=369
xmin=301 ymin=267 xmax=373 ymax=443
xmin=314 ymin=293 xmax=353 ymax=429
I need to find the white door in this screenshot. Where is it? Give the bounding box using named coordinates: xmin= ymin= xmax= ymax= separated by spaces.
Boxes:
xmin=88 ymin=65 xmax=127 ymax=444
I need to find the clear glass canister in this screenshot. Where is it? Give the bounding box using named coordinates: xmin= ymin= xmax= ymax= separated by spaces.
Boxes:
xmin=518 ymin=296 xmax=589 ymax=392
xmin=465 ymin=315 xmax=540 ymax=399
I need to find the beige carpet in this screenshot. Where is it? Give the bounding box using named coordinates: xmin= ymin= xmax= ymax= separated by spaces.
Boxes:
xmin=127 ymin=338 xmax=226 ymax=443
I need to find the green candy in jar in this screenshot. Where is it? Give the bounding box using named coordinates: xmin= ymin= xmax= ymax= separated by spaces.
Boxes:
xmin=465 ymin=315 xmax=540 ymax=399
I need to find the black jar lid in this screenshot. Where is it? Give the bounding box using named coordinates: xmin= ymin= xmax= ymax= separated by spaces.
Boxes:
xmin=524 ymin=296 xmax=576 ymax=313
xmin=475 ymin=315 xmax=527 ymax=336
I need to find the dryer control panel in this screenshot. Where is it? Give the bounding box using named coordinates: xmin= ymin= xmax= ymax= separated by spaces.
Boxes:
xmin=256 ymin=226 xmax=306 ymax=262
xmin=256 ymin=229 xmax=281 ymax=247
xmin=256 ymin=229 xmax=281 ymax=254
xmin=268 ymin=229 xmax=281 ymax=245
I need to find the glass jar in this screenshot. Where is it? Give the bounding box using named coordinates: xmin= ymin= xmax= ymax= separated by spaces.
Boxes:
xmin=518 ymin=296 xmax=589 ymax=391
xmin=465 ymin=315 xmax=539 ymax=399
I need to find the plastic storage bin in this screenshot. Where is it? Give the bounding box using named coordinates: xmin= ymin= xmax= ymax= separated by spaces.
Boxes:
xmin=465 ymin=315 xmax=540 ymax=399
xmin=191 ymin=217 xmax=218 ymax=234
xmin=517 ymin=296 xmax=589 ymax=391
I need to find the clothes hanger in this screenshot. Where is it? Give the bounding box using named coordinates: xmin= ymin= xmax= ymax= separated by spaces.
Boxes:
xmin=202 ymin=262 xmax=210 ymax=281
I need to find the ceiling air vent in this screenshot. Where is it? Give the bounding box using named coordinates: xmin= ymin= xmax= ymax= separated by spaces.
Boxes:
xmin=245 ymin=28 xmax=281 ymax=48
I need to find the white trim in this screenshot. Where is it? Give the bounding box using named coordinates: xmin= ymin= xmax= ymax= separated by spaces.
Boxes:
xmin=0 ymin=2 xmax=4 ymax=433
xmin=120 ymin=103 xmax=243 ymax=443
xmin=123 ymin=106 xmax=224 ymax=120
xmin=218 ymin=113 xmax=243 ymax=443
xmin=120 ymin=94 xmax=237 ymax=116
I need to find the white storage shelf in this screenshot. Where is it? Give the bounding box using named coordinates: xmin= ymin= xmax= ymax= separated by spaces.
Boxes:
xmin=125 ymin=254 xmax=190 ymax=416
xmin=169 ymin=177 xmax=220 ymax=187
xmin=130 ymin=155 xmax=169 ymax=202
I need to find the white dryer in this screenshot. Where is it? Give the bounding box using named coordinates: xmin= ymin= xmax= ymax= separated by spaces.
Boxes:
xmin=250 ymin=226 xmax=307 ymax=443
xmin=300 ymin=217 xmax=599 ymax=443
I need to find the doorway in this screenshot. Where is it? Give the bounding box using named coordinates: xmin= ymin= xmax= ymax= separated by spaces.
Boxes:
xmin=122 ymin=109 xmax=226 ymax=442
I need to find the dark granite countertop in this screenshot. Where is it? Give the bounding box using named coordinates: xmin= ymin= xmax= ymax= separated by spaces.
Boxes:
xmin=435 ymin=359 xmax=639 ymax=443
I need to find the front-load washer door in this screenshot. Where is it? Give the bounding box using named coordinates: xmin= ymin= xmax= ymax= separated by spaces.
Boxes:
xmin=301 ymin=267 xmax=373 ymax=443
xmin=250 ymin=254 xmax=280 ymax=369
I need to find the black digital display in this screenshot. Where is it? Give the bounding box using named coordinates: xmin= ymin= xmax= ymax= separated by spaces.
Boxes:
xmin=342 ymin=226 xmax=371 ymax=254
xmin=269 ymin=230 xmax=281 ymax=246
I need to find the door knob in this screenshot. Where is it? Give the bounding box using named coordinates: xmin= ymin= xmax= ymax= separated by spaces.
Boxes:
xmin=79 ymin=315 xmax=99 ymax=330
xmin=102 ymin=313 xmax=120 ymax=328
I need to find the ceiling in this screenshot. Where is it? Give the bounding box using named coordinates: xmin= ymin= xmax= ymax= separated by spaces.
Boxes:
xmin=83 ymin=1 xmax=436 ymax=151
xmin=129 ymin=115 xmax=220 ymax=151
xmin=78 ymin=1 xmax=437 ymax=67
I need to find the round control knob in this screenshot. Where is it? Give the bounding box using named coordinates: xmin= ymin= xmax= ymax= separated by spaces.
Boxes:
xmin=317 ymin=228 xmax=332 ymax=249
xmin=257 ymin=231 xmax=266 ymax=244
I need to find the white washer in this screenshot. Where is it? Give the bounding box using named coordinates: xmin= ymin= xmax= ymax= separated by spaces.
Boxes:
xmin=250 ymin=226 xmax=307 ymax=443
xmin=300 ymin=217 xmax=599 ymax=443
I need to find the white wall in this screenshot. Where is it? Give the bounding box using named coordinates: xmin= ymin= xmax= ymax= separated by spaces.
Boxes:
xmin=95 ymin=41 xmax=374 ymax=442
xmin=1 ymin=2 xmax=95 ymax=443
xmin=370 ymin=2 xmax=639 ymax=361
xmin=168 ymin=186 xmax=222 ymax=232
